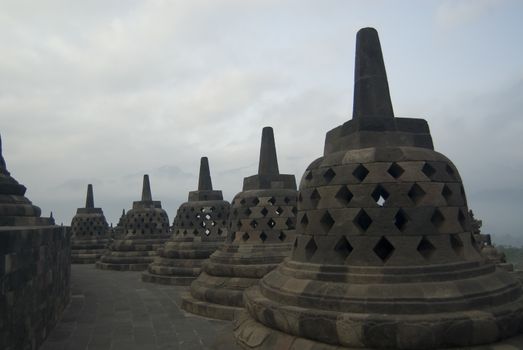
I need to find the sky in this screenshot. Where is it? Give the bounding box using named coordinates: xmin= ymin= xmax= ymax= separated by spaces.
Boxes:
xmin=0 ymin=0 xmax=522 ymax=245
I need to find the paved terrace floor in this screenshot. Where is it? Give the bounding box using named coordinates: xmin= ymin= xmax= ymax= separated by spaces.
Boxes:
xmin=40 ymin=265 xmax=229 ymax=350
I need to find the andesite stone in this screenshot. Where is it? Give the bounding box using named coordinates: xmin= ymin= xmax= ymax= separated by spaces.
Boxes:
xmin=233 ymin=28 xmax=523 ymax=349
xmin=0 ymin=134 xmax=71 ymax=350
xmin=96 ymin=175 xmax=170 ymax=271
xmin=142 ymin=157 xmax=231 ymax=285
xmin=70 ymin=184 xmax=110 ymax=264
xmin=181 ymin=127 xmax=298 ymax=321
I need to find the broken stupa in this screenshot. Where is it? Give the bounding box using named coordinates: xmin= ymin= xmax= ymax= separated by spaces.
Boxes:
xmin=142 ymin=157 xmax=231 ymax=285
xmin=70 ymin=184 xmax=110 ymax=263
xmin=233 ymin=28 xmax=523 ymax=349
xmin=181 ymin=127 xmax=298 ymax=320
xmin=96 ymin=175 xmax=170 ymax=271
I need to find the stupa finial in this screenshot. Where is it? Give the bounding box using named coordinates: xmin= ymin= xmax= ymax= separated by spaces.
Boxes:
xmin=85 ymin=184 xmax=94 ymax=208
xmin=258 ymin=127 xmax=279 ymax=176
xmin=352 ymin=27 xmax=394 ymax=120
xmin=198 ymin=157 xmax=213 ymax=191
xmin=141 ymin=174 xmax=152 ymax=201
xmin=0 ymin=134 xmax=8 ymax=174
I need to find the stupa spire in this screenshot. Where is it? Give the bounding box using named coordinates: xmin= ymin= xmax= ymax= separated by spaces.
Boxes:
xmin=0 ymin=134 xmax=8 ymax=174
xmin=197 ymin=157 xmax=213 ymax=191
xmin=257 ymin=127 xmax=279 ymax=176
xmin=352 ymin=27 xmax=394 ymax=120
xmin=141 ymin=174 xmax=152 ymax=201
xmin=85 ymin=184 xmax=94 ymax=209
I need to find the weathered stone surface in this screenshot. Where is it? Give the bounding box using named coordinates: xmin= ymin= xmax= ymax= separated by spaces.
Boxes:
xmin=142 ymin=157 xmax=231 ymax=286
xmin=234 ymin=28 xmax=523 ymax=349
xmin=0 ymin=134 xmax=71 ymax=350
xmin=70 ymin=184 xmax=110 ymax=264
xmin=182 ymin=127 xmax=298 ymax=320
xmin=96 ymin=175 xmax=170 ymax=271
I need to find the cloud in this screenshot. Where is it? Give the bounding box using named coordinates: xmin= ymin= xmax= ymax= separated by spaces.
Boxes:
xmin=435 ymin=0 xmax=506 ymax=29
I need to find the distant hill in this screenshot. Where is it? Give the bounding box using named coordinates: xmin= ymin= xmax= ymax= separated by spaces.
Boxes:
xmin=497 ymin=245 xmax=523 ymax=269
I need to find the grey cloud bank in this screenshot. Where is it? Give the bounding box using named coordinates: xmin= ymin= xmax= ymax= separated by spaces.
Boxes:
xmin=0 ymin=0 xmax=522 ymax=245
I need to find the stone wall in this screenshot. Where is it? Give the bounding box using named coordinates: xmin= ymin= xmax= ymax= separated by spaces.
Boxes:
xmin=0 ymin=225 xmax=71 ymax=350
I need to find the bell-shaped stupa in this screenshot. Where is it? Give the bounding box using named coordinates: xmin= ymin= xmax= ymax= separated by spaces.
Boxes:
xmin=142 ymin=157 xmax=231 ymax=285
xmin=96 ymin=175 xmax=170 ymax=271
xmin=234 ymin=28 xmax=523 ymax=349
xmin=181 ymin=127 xmax=298 ymax=320
xmin=70 ymin=184 xmax=110 ymax=263
xmin=112 ymin=208 xmax=127 ymax=238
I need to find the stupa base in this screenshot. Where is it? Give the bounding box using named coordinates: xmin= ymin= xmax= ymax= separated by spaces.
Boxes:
xmin=95 ymin=261 xmax=151 ymax=271
xmin=141 ymin=271 xmax=196 ymax=286
xmin=232 ymin=311 xmax=523 ymax=350
xmin=181 ymin=293 xmax=241 ymax=321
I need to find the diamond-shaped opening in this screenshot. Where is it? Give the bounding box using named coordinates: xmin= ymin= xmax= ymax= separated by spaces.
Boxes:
xmin=417 ymin=236 xmax=436 ymax=259
xmin=253 ymin=198 xmax=260 ymax=205
xmin=445 ymin=164 xmax=455 ymax=177
xmin=335 ymin=186 xmax=353 ymax=206
xmin=305 ymin=238 xmax=318 ymax=261
xmin=189 ymin=222 xmax=194 ymax=227
xmin=244 ymin=208 xmax=252 ymax=216
xmin=217 ymin=228 xmax=223 ymax=235
xmin=196 ymin=214 xmax=201 ymax=219
xmin=450 ymin=234 xmax=464 ymax=256
xmin=352 ymin=164 xmax=369 ymax=182
xmin=323 ymin=168 xmax=336 ymax=184
xmin=278 ymin=231 xmax=286 ymax=241
xmin=209 ymin=206 xmax=215 ymax=212
xmin=193 ymin=229 xmax=199 ymax=235
xmin=190 ymin=207 xmax=195 ymax=212
xmin=431 ymin=209 xmax=445 ymax=229
xmin=408 ymin=183 xmax=426 ymax=205
xmin=310 ymin=189 xmax=321 ymax=208
xmin=249 ymin=220 xmax=258 ymax=229
xmin=285 ymin=218 xmax=294 ymax=229
xmin=354 ymin=209 xmax=372 ymax=232
xmin=200 ymin=208 xmax=206 ymax=213
xmin=240 ymin=199 xmax=246 ymax=205
xmin=371 ymin=185 xmax=390 ymax=207
xmin=421 ymin=163 xmax=436 ymax=179
xmin=334 ymin=236 xmax=353 ymax=261
xmin=261 ymin=207 xmax=269 ymax=217
xmin=458 ymin=209 xmax=467 ymax=231
xmin=305 ymin=171 xmax=313 ymax=181
xmin=373 ymin=236 xmax=395 ymax=262
xmin=284 ymin=197 xmax=291 ymax=204
xmin=242 ymin=232 xmax=250 ymax=241
xmin=267 ymin=218 xmax=276 ymax=228
xmin=205 ymin=229 xmax=211 ymax=235
xmin=259 ymin=231 xmax=268 ymax=242
xmin=394 ymin=209 xmax=409 ymax=231
xmin=300 ymin=213 xmax=309 ymax=227
xmin=275 ymin=206 xmax=283 ymax=216
xmin=442 ymin=184 xmax=452 ymax=202
xmin=205 ymin=214 xmax=211 ymax=220
xmin=211 ymin=221 xmax=216 ymax=226
xmin=268 ymin=197 xmax=276 ymax=206
xmin=387 ymin=162 xmax=405 ymax=179
xmin=320 ymin=211 xmax=335 ymax=233
xmin=200 ymin=221 xmax=207 ymax=228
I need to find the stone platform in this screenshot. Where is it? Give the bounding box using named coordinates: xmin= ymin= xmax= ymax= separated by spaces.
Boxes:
xmin=40 ymin=264 xmax=228 ymax=350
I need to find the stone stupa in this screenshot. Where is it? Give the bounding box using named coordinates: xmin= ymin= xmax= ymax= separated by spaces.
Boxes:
xmin=182 ymin=127 xmax=298 ymax=320
xmin=142 ymin=157 xmax=231 ymax=285
xmin=96 ymin=175 xmax=170 ymax=271
xmin=0 ymin=134 xmax=71 ymax=350
xmin=112 ymin=208 xmax=127 ymax=238
xmin=233 ymin=28 xmax=523 ymax=349
xmin=70 ymin=184 xmax=110 ymax=263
